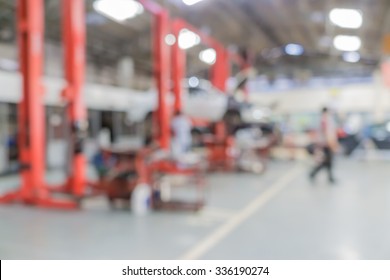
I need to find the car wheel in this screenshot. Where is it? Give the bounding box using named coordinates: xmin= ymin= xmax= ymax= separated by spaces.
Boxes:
xmin=191 ymin=129 xmax=203 ymax=147
xmin=223 ymin=111 xmax=242 ymax=135
xmin=143 ymin=113 xmax=154 ymax=145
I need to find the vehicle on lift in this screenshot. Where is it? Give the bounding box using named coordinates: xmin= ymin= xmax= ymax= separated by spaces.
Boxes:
xmin=126 ymin=76 xmax=273 ymax=138
xmin=0 ymin=69 xmax=272 ymax=149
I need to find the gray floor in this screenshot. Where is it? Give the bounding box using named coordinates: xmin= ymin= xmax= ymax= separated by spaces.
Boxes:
xmin=1 ymin=159 xmax=390 ymax=260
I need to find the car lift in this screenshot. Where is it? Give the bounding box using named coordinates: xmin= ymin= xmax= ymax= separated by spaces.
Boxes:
xmin=45 ymin=0 xmax=89 ymax=200
xmin=138 ymin=0 xmax=171 ymax=151
xmin=0 ymin=0 xmax=236 ymax=209
xmin=54 ymin=0 xmax=174 ymax=206
xmin=58 ymin=0 xmax=88 ymax=198
xmin=0 ymin=0 xmax=174 ymax=210
xmin=0 ymin=0 xmax=78 ymax=209
xmin=136 ymin=0 xmax=206 ymax=211
xmin=171 ymin=19 xmax=229 ymax=141
xmin=170 ymin=19 xmax=250 ymax=171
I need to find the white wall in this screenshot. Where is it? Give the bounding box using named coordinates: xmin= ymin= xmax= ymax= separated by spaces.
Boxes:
xmin=249 ymin=73 xmax=390 ymax=119
xmin=0 ymin=42 xmax=151 ymax=88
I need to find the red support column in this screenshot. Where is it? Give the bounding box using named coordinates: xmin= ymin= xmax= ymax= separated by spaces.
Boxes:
xmin=211 ymin=46 xmax=229 ymax=92
xmin=0 ymin=0 xmax=77 ymax=209
xmin=172 ymin=20 xmax=186 ymax=113
xmin=17 ymin=0 xmax=47 ymax=202
xmin=153 ymin=10 xmax=171 ymax=150
xmin=61 ymin=0 xmax=87 ymax=197
xmin=210 ymin=46 xmax=229 ymax=140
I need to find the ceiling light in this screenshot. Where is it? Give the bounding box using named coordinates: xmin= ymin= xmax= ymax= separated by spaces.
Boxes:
xmin=93 ymin=0 xmax=144 ymax=22
xmin=165 ymin=34 xmax=176 ymax=46
xmin=343 ymin=52 xmax=360 ymax=63
xmin=199 ymin=48 xmax=216 ymax=65
xmin=329 ymin=8 xmax=363 ymax=29
xmin=284 ymin=44 xmax=304 ymax=56
xmin=333 ymin=35 xmax=361 ymax=51
xmin=178 ymin=29 xmax=201 ymax=50
xmin=183 ymin=0 xmax=204 ymax=6
xmin=189 ymin=77 xmax=200 ymax=87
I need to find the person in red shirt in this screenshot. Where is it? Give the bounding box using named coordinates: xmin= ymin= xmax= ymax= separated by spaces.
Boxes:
xmin=309 ymin=107 xmax=339 ymax=184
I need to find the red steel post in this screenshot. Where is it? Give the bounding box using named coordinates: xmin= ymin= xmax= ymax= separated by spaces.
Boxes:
xmin=211 ymin=45 xmax=229 ymax=92
xmin=153 ymin=10 xmax=171 ymax=149
xmin=138 ymin=0 xmax=171 ymax=149
xmin=0 ymin=0 xmax=80 ymax=209
xmin=210 ymin=46 xmax=229 ymax=140
xmin=172 ymin=20 xmax=186 ymax=113
xmin=17 ymin=0 xmax=47 ymax=201
xmin=61 ymin=0 xmax=87 ymax=197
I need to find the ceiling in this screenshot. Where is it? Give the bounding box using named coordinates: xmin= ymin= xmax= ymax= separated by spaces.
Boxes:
xmin=1 ymin=0 xmax=390 ymax=82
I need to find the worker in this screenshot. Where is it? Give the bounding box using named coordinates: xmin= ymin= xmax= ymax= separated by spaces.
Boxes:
xmin=171 ymin=110 xmax=192 ymax=160
xmin=309 ymin=107 xmax=339 ymax=184
xmin=92 ymin=149 xmax=117 ymax=179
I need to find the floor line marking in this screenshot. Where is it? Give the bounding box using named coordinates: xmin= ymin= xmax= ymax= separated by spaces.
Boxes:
xmin=180 ymin=165 xmax=303 ymax=260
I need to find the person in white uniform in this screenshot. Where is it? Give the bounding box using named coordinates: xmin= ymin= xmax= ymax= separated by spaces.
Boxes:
xmin=171 ymin=110 xmax=192 ymax=159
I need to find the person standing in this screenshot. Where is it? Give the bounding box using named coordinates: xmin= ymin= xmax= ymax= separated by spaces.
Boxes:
xmin=171 ymin=110 xmax=192 ymax=160
xmin=309 ymin=107 xmax=339 ymax=184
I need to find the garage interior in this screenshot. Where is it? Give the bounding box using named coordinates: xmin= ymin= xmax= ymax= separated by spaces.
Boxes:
xmin=1 ymin=0 xmax=390 ymax=260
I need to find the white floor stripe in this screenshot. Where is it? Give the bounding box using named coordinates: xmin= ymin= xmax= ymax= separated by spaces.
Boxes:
xmin=180 ymin=165 xmax=303 ymax=260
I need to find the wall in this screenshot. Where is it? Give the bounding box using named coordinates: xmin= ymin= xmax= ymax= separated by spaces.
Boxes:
xmin=249 ymin=71 xmax=390 ymax=119
xmin=0 ymin=42 xmax=152 ymax=89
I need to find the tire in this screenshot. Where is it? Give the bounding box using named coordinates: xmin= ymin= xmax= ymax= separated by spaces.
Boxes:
xmin=191 ymin=128 xmax=203 ymax=147
xmin=143 ymin=112 xmax=154 ymax=146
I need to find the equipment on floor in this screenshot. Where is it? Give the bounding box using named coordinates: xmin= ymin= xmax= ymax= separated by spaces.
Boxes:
xmin=90 ymin=147 xmax=150 ymax=210
xmin=89 ymin=145 xmax=206 ymax=211
xmin=148 ymin=152 xmax=207 ymax=211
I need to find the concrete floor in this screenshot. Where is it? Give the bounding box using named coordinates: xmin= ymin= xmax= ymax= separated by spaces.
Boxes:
xmin=1 ymin=159 xmax=390 ymax=260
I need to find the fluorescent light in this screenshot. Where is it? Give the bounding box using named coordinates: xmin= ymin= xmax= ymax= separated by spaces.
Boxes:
xmin=284 ymin=43 xmax=304 ymax=56
xmin=329 ymin=8 xmax=363 ymax=29
xmin=165 ymin=34 xmax=176 ymax=46
xmin=178 ymin=29 xmax=201 ymax=50
xmin=343 ymin=52 xmax=360 ymax=63
xmin=93 ymin=0 xmax=144 ymax=21
xmin=333 ymin=35 xmax=361 ymax=51
xmin=183 ymin=0 xmax=204 ymax=6
xmin=199 ymin=48 xmax=216 ymax=65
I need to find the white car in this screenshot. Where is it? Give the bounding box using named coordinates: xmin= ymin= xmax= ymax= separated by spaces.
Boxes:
xmin=125 ymin=79 xmax=227 ymax=123
xmin=0 ymin=69 xmax=271 ymax=138
xmin=126 ymin=78 xmax=272 ymax=135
